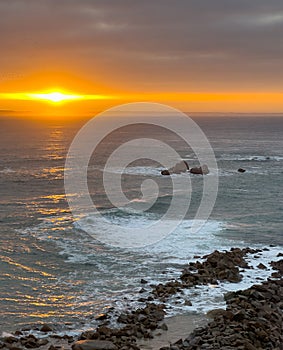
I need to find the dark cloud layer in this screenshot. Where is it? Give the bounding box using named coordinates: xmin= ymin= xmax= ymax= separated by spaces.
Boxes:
xmin=1 ymin=0 xmax=283 ymax=91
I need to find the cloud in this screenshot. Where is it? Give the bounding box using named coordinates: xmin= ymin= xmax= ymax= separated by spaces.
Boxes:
xmin=0 ymin=0 xmax=283 ymax=92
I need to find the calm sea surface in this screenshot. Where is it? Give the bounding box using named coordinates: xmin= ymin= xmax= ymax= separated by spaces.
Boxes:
xmin=0 ymin=115 xmax=282 ymax=333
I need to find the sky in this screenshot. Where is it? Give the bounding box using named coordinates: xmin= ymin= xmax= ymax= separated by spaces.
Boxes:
xmin=1 ymin=0 xmax=283 ymax=117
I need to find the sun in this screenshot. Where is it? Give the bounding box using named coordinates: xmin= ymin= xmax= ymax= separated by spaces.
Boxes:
xmin=28 ymin=91 xmax=82 ymax=103
xmin=42 ymin=92 xmax=69 ymax=102
xmin=0 ymin=90 xmax=112 ymax=108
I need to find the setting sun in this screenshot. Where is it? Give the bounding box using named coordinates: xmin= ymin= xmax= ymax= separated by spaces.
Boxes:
xmin=28 ymin=91 xmax=82 ymax=103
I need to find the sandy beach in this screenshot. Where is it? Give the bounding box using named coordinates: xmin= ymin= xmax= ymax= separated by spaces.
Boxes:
xmin=137 ymin=314 xmax=208 ymax=349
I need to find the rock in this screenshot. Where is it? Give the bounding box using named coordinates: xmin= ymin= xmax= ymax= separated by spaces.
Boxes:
xmin=59 ymin=246 xmax=282 ymax=350
xmin=95 ymin=314 xmax=108 ymax=321
xmin=171 ymin=160 xmax=189 ymax=173
xmin=159 ymin=323 xmax=168 ymax=331
xmin=117 ymin=314 xmax=128 ymax=324
xmin=72 ymin=340 xmax=118 ymax=350
xmin=2 ymin=337 xmax=18 ymax=344
xmin=243 ymin=340 xmax=257 ymax=350
xmin=238 ymin=168 xmax=246 ymax=173
xmin=48 ymin=346 xmax=57 ymax=350
xmin=271 ymin=259 xmax=283 ymax=274
xmin=190 ymin=164 xmax=209 ymax=175
xmin=140 ymin=279 xmax=148 ymax=284
xmin=232 ymin=310 xmax=246 ymax=321
xmin=171 ymin=248 xmax=283 ymax=349
xmin=190 ymin=166 xmax=202 ymax=175
xmin=181 ymin=248 xmax=249 ymax=287
xmin=161 ymin=160 xmax=189 ymax=175
xmin=257 ymin=263 xmax=267 ymax=270
xmin=20 ymin=335 xmax=39 ymax=349
xmin=206 ymin=309 xmax=227 ymax=319
xmin=37 ymin=339 xmax=49 ymax=346
xmin=40 ymin=324 xmax=53 ymax=332
xmin=201 ymin=164 xmax=209 ymax=174
xmin=184 ymin=300 xmax=192 ymax=306
xmin=14 ymin=331 xmax=23 ymax=336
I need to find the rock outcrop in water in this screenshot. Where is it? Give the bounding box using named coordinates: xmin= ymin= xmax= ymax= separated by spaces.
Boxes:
xmin=161 ymin=161 xmax=210 ymax=176
xmin=150 ymin=248 xmax=258 ymax=303
xmin=189 ymin=164 xmax=209 ymax=175
xmin=161 ymin=160 xmax=189 ymax=175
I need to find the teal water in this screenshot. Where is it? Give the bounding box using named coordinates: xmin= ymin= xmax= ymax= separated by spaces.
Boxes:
xmin=0 ymin=116 xmax=282 ymax=333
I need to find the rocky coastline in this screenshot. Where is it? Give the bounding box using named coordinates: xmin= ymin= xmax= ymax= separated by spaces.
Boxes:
xmin=1 ymin=248 xmax=282 ymax=350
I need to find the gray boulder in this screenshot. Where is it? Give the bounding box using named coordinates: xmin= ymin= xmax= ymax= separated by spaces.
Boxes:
xmin=190 ymin=164 xmax=209 ymax=175
xmin=161 ymin=160 xmax=189 ymax=175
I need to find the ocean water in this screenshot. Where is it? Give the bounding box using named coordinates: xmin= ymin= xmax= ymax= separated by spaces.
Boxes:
xmin=0 ymin=115 xmax=282 ymax=334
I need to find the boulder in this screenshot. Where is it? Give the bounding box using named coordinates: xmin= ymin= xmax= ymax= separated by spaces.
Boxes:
xmin=206 ymin=309 xmax=228 ymax=319
xmin=257 ymin=263 xmax=267 ymax=270
xmin=190 ymin=167 xmax=202 ymax=174
xmin=72 ymin=340 xmax=117 ymax=350
xmin=190 ymin=164 xmax=209 ymax=175
xmin=170 ymin=160 xmax=189 ymax=174
xmin=40 ymin=324 xmax=53 ymax=332
xmin=95 ymin=313 xmax=108 ymax=321
xmin=161 ymin=160 xmax=189 ymax=175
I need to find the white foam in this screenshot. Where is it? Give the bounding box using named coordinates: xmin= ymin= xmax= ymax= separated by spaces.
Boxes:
xmin=0 ymin=167 xmax=16 ymax=173
xmin=220 ymin=154 xmax=283 ymax=162
xmin=103 ymin=166 xmax=163 ymax=177
xmin=17 ymin=214 xmax=282 ymax=335
xmin=165 ymin=245 xmax=283 ymax=316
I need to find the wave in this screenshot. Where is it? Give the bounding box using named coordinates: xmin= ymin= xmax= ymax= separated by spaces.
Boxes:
xmin=103 ymin=166 xmax=164 ymax=177
xmin=17 ymin=215 xmax=283 ymax=335
xmin=0 ymin=167 xmax=16 ymax=174
xmin=220 ymin=154 xmax=283 ymax=162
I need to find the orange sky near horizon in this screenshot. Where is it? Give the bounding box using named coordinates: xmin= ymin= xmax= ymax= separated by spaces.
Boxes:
xmin=1 ymin=85 xmax=283 ymax=119
xmin=1 ymin=1 xmax=283 ymax=118
xmin=1 ymin=70 xmax=283 ymax=118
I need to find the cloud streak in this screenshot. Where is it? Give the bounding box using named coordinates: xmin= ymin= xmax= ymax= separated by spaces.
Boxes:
xmin=0 ymin=0 xmax=283 ymax=93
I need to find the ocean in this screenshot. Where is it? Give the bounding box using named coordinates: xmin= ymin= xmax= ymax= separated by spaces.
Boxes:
xmin=0 ymin=114 xmax=282 ymax=334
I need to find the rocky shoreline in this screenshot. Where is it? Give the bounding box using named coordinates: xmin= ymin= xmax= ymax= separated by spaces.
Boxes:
xmin=0 ymin=248 xmax=282 ymax=350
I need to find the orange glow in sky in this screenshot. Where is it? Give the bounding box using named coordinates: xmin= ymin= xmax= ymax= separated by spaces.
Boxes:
xmin=0 ymin=90 xmax=111 ymax=104
xmin=1 ymin=86 xmax=283 ymax=119
xmin=0 ymin=2 xmax=283 ymax=119
xmin=28 ymin=91 xmax=81 ymax=103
